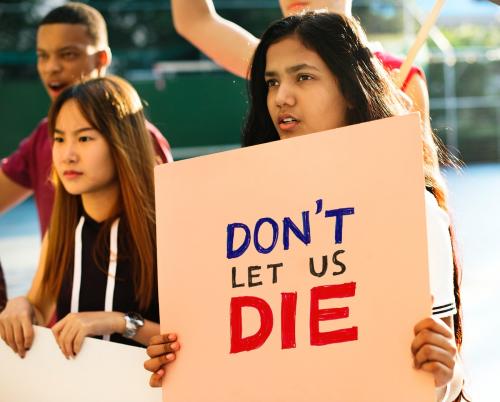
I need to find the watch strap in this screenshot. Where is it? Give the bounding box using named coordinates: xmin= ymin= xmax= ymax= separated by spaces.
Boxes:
xmin=123 ymin=312 xmax=144 ymax=339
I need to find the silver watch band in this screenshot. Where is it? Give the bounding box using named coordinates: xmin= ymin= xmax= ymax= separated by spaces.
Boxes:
xmin=123 ymin=312 xmax=144 ymax=339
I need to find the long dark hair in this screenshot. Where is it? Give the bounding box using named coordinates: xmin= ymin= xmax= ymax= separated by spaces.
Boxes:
xmin=39 ymin=76 xmax=157 ymax=311
xmin=244 ymin=12 xmax=466 ymax=401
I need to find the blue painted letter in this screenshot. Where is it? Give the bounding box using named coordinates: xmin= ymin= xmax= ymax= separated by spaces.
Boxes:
xmin=254 ymin=218 xmax=279 ymax=254
xmin=324 ymin=208 xmax=355 ymax=244
xmin=227 ymin=223 xmax=251 ymax=259
xmin=283 ymin=211 xmax=311 ymax=250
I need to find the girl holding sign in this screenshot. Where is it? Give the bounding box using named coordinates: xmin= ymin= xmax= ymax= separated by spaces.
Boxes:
xmin=0 ymin=76 xmax=160 ymax=358
xmin=146 ymin=13 xmax=466 ymax=402
xmin=246 ymin=12 xmax=464 ymax=402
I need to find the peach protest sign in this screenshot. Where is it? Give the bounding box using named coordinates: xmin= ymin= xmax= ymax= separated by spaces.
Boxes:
xmin=0 ymin=326 xmax=161 ymax=402
xmin=155 ymin=114 xmax=435 ymax=402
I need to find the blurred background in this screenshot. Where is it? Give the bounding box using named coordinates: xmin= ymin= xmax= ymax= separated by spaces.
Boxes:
xmin=1 ymin=0 xmax=499 ymax=160
xmin=1 ymin=0 xmax=499 ymax=400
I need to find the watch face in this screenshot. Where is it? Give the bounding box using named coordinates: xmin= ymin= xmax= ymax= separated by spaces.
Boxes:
xmin=127 ymin=312 xmax=144 ymax=326
xmin=123 ymin=312 xmax=144 ymax=339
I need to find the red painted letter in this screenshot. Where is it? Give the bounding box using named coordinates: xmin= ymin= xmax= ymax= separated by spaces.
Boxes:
xmin=230 ymin=296 xmax=273 ymax=353
xmin=310 ymin=282 xmax=358 ymax=346
xmin=281 ymin=292 xmax=297 ymax=349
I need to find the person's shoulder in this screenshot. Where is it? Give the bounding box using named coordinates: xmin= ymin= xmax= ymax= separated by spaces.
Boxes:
xmin=14 ymin=117 xmax=49 ymax=142
xmin=32 ymin=117 xmax=49 ymax=132
xmin=372 ymin=50 xmax=403 ymax=68
xmin=28 ymin=118 xmax=50 ymax=141
xmin=372 ymin=48 xmax=425 ymax=90
xmin=145 ymin=119 xmax=173 ymax=163
xmin=145 ymin=119 xmax=162 ymax=135
xmin=2 ymin=117 xmax=49 ymax=163
xmin=145 ymin=119 xmax=169 ymax=144
xmin=36 ymin=117 xmax=48 ymax=127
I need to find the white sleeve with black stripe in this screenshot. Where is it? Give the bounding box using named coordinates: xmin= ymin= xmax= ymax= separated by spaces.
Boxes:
xmin=425 ymin=191 xmax=457 ymax=318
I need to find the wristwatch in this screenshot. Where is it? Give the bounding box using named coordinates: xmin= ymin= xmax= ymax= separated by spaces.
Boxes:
xmin=123 ymin=312 xmax=144 ymax=339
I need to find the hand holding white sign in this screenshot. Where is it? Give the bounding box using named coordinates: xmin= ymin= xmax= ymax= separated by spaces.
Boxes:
xmin=51 ymin=311 xmax=126 ymax=358
xmin=0 ymin=296 xmax=36 ymax=358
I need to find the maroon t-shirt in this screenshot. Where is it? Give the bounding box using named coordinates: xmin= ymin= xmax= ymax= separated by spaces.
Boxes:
xmin=1 ymin=119 xmax=173 ymax=235
xmin=374 ymin=51 xmax=426 ymax=92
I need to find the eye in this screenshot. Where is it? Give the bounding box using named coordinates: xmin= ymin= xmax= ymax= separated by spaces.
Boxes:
xmin=37 ymin=53 xmax=48 ymax=61
xmin=61 ymin=51 xmax=78 ymax=60
xmin=78 ymin=135 xmax=93 ymax=143
xmin=53 ymin=135 xmax=64 ymax=143
xmin=298 ymin=74 xmax=313 ymax=82
xmin=265 ymin=79 xmax=279 ymax=88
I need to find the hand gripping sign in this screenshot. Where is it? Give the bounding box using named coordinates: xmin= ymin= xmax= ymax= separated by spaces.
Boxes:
xmin=155 ymin=114 xmax=435 ymax=402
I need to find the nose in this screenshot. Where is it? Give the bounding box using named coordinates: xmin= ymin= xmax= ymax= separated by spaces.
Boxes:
xmin=60 ymin=140 xmax=78 ymax=164
xmin=41 ymin=55 xmax=62 ymax=75
xmin=274 ymin=82 xmax=296 ymax=108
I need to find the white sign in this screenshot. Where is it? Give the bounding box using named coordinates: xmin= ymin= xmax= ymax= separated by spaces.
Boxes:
xmin=0 ymin=325 xmax=160 ymax=402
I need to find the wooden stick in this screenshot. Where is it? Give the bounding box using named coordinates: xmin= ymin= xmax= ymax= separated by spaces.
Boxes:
xmin=396 ymin=0 xmax=446 ymax=88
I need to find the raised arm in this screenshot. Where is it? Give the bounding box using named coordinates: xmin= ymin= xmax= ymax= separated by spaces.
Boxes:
xmin=171 ymin=0 xmax=259 ymax=78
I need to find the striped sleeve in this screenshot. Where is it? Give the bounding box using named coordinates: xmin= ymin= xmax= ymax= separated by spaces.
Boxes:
xmin=425 ymin=191 xmax=457 ymax=318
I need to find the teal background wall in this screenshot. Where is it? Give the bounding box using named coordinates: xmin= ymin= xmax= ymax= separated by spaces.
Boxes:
xmin=0 ymin=72 xmax=248 ymax=158
xmin=1 ymin=81 xmax=49 ymax=155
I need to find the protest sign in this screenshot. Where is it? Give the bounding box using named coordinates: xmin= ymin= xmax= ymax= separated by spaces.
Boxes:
xmin=0 ymin=325 xmax=160 ymax=402
xmin=155 ymin=113 xmax=434 ymax=402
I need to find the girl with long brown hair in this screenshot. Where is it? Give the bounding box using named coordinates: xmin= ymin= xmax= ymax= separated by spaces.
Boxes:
xmin=0 ymin=76 xmax=160 ymax=357
xmin=145 ymin=12 xmax=467 ymax=401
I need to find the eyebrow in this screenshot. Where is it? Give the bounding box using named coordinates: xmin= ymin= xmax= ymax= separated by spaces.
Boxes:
xmin=54 ymin=127 xmax=95 ymax=135
xmin=265 ymin=63 xmax=320 ymax=77
xmin=37 ymin=45 xmax=82 ymax=53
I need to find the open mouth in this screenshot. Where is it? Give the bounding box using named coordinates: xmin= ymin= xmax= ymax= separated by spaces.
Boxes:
xmin=280 ymin=117 xmax=298 ymax=124
xmin=47 ymin=82 xmax=67 ymax=95
xmin=278 ymin=115 xmax=300 ymax=131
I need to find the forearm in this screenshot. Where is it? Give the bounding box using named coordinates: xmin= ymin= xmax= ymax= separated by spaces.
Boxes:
xmin=133 ymin=319 xmax=160 ymax=346
xmin=171 ymin=0 xmax=213 ymax=33
xmin=170 ymin=0 xmax=258 ymax=78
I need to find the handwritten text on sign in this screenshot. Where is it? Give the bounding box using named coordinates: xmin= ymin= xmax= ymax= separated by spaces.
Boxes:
xmin=226 ymin=199 xmax=357 ymax=353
